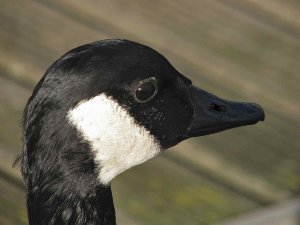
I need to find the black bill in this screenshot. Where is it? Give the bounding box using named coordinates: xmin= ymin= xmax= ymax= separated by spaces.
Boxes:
xmin=183 ymin=85 xmax=265 ymax=138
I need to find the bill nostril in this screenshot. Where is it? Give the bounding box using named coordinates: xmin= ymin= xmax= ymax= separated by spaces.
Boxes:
xmin=210 ymin=103 xmax=227 ymax=112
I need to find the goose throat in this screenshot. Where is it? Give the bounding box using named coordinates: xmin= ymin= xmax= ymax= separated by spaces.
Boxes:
xmin=67 ymin=94 xmax=161 ymax=185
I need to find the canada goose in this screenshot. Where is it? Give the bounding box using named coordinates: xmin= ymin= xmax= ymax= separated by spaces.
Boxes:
xmin=20 ymin=39 xmax=264 ymax=225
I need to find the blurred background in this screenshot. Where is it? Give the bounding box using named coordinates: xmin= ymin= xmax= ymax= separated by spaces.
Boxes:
xmin=0 ymin=0 xmax=300 ymax=224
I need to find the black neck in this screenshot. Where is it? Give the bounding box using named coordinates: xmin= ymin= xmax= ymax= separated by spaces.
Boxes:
xmin=22 ymin=111 xmax=117 ymax=225
xmin=27 ymin=185 xmax=116 ymax=225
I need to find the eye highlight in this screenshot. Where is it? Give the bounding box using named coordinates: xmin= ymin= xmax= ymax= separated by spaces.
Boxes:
xmin=134 ymin=77 xmax=158 ymax=103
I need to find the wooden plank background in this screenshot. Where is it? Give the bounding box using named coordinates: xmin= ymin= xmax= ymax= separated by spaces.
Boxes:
xmin=0 ymin=1 xmax=299 ymax=224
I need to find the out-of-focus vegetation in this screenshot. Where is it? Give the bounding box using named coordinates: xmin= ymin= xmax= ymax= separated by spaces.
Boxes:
xmin=0 ymin=0 xmax=299 ymax=224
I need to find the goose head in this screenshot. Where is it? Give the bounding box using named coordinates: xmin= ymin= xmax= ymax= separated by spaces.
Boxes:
xmin=21 ymin=39 xmax=264 ymax=224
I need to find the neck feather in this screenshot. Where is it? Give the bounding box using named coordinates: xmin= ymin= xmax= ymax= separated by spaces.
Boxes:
xmin=26 ymin=185 xmax=116 ymax=225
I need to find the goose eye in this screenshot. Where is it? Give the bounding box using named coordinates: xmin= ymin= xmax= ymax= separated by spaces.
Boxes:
xmin=134 ymin=77 xmax=158 ymax=103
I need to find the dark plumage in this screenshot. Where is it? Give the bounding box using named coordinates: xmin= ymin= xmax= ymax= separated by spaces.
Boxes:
xmin=20 ymin=39 xmax=264 ymax=225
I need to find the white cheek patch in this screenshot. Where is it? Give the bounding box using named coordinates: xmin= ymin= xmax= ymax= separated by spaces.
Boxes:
xmin=67 ymin=94 xmax=161 ymax=185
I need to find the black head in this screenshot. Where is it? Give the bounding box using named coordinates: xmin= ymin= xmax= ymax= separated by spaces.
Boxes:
xmin=21 ymin=39 xmax=264 ymax=225
xmin=21 ymin=40 xmax=264 ymax=220
xmin=31 ymin=39 xmax=194 ymax=146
